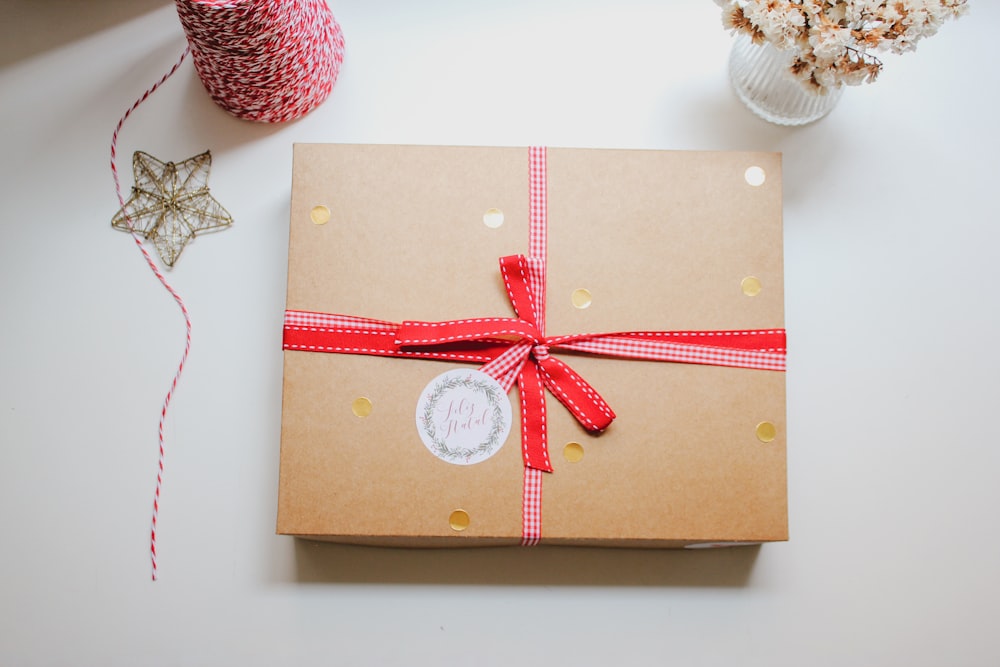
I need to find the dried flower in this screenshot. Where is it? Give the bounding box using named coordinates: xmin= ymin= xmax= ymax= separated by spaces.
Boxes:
xmin=715 ymin=0 xmax=968 ymax=91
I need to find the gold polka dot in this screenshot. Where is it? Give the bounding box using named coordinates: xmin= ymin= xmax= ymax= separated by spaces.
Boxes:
xmin=742 ymin=276 xmax=762 ymax=297
xmin=563 ymin=442 xmax=585 ymax=463
xmin=571 ymin=288 xmax=592 ymax=309
xmin=744 ymin=166 xmax=766 ymax=187
xmin=756 ymin=421 xmax=777 ymax=443
xmin=483 ymin=208 xmax=504 ymax=228
xmin=310 ymin=205 xmax=331 ymax=225
xmin=449 ymin=509 xmax=470 ymax=531
xmin=351 ymin=397 xmax=373 ymax=417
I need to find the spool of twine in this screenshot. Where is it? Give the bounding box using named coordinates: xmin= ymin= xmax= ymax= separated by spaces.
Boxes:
xmin=174 ymin=0 xmax=345 ymax=122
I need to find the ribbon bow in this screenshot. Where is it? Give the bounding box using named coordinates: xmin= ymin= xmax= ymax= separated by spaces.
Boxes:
xmin=397 ymin=254 xmax=616 ymax=473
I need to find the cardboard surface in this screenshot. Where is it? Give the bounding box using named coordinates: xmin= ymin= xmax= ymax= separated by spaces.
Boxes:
xmin=277 ymin=144 xmax=786 ymax=546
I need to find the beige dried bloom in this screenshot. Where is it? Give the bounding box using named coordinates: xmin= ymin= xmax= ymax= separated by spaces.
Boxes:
xmin=716 ymin=0 xmax=969 ymax=91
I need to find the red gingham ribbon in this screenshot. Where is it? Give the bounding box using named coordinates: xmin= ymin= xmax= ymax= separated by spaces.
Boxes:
xmin=283 ymin=146 xmax=786 ymax=545
xmin=396 ymin=253 xmax=622 ymax=471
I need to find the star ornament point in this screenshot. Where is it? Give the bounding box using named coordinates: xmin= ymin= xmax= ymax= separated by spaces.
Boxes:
xmin=112 ymin=150 xmax=233 ymax=267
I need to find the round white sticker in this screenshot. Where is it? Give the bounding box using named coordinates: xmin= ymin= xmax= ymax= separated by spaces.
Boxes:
xmin=415 ymin=369 xmax=512 ymax=465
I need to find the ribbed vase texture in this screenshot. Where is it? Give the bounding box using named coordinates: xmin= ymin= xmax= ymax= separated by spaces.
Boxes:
xmin=729 ymin=33 xmax=842 ymax=126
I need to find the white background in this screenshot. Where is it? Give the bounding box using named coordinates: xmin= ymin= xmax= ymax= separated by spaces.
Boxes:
xmin=2 ymin=1 xmax=998 ymax=665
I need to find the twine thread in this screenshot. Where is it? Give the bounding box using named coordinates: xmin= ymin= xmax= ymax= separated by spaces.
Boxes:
xmin=112 ymin=0 xmax=344 ymax=580
xmin=110 ymin=48 xmax=192 ymax=582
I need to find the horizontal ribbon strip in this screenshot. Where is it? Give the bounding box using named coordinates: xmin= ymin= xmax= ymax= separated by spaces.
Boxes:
xmin=284 ymin=311 xmax=786 ymax=371
xmin=283 ymin=301 xmax=786 ymax=454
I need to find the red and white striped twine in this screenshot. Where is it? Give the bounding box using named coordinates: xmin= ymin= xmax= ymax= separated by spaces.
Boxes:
xmin=175 ymin=0 xmax=345 ymax=123
xmin=112 ymin=0 xmax=343 ymax=580
xmin=111 ymin=48 xmax=192 ymax=582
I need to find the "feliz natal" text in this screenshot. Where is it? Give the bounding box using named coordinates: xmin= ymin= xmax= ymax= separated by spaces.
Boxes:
xmin=439 ymin=398 xmax=491 ymax=440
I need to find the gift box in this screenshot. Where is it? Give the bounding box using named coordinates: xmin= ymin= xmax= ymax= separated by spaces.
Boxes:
xmin=277 ymin=144 xmax=787 ymax=547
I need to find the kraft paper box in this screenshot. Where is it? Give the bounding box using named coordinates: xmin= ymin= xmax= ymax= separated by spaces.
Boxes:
xmin=277 ymin=144 xmax=787 ymax=547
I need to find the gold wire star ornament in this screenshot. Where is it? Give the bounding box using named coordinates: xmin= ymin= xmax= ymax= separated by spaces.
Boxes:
xmin=112 ymin=151 xmax=233 ymax=267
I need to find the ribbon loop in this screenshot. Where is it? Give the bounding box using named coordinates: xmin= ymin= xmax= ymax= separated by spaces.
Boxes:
xmin=499 ymin=255 xmax=542 ymax=329
xmin=397 ymin=317 xmax=540 ymax=347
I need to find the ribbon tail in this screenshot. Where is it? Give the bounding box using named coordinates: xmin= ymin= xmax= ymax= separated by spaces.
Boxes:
xmin=521 ymin=466 xmax=543 ymax=546
xmin=536 ymin=354 xmax=616 ymax=432
xmin=517 ymin=362 xmax=553 ymax=473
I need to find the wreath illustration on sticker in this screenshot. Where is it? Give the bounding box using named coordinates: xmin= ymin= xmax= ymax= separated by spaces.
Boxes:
xmin=415 ymin=369 xmax=512 ymax=465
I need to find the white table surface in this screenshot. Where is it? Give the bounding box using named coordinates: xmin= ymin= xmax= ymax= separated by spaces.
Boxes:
xmin=2 ymin=1 xmax=998 ymax=665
